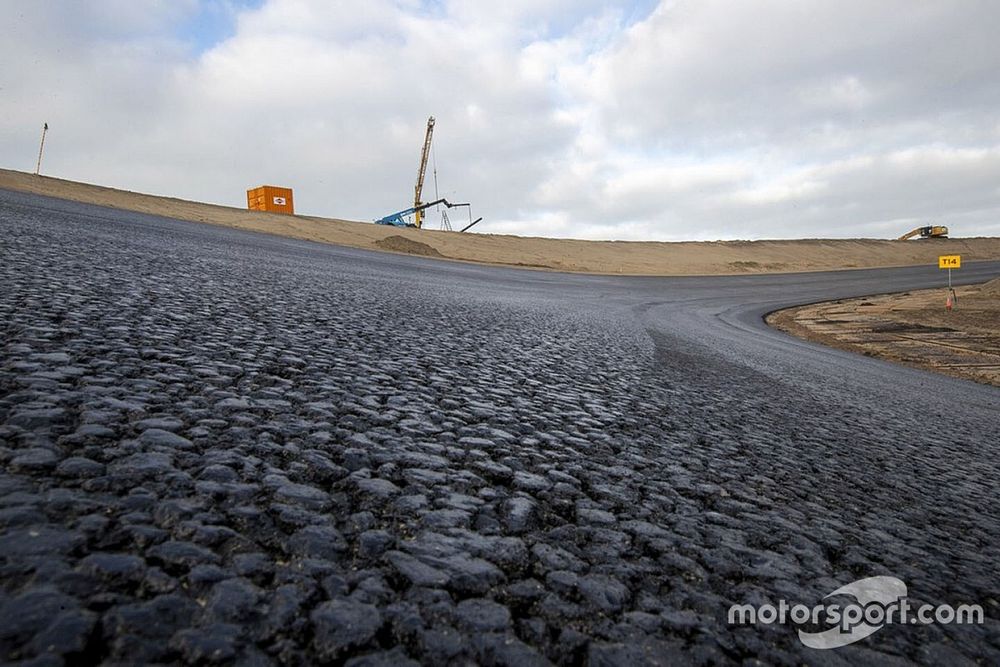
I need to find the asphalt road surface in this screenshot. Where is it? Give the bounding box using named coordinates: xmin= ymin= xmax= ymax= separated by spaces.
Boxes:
xmin=1 ymin=188 xmax=998 ymax=665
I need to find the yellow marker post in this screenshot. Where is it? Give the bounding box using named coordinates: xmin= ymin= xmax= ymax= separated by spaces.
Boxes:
xmin=939 ymin=255 xmax=960 ymax=310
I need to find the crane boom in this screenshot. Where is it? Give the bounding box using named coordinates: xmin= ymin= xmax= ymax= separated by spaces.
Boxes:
xmin=414 ymin=116 xmax=435 ymax=229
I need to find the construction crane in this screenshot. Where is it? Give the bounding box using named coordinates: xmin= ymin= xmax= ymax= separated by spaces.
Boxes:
xmin=376 ymin=115 xmax=482 ymax=230
xmin=898 ymin=225 xmax=949 ymax=240
xmin=376 ymin=198 xmax=470 ymax=227
xmin=413 ymin=116 xmax=435 ymax=229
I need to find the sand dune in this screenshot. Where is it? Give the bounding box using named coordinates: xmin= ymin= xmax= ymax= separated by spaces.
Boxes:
xmin=4 ymin=168 xmax=999 ymax=275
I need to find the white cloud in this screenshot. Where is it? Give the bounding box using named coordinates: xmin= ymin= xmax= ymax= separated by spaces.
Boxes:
xmin=2 ymin=0 xmax=999 ymax=240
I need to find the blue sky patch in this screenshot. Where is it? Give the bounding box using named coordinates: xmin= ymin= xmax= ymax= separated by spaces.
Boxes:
xmin=179 ymin=0 xmax=264 ymax=54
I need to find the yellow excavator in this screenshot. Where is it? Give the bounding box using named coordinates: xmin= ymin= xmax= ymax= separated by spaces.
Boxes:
xmin=898 ymin=225 xmax=948 ymax=240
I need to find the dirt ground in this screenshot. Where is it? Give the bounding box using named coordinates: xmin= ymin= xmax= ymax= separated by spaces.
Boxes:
xmin=768 ymin=277 xmax=1000 ymax=386
xmin=4 ymin=168 xmax=1000 ymax=276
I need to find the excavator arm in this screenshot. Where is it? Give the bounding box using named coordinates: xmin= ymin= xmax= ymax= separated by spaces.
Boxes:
xmin=898 ymin=225 xmax=949 ymax=240
xmin=375 ymin=198 xmax=470 ymax=227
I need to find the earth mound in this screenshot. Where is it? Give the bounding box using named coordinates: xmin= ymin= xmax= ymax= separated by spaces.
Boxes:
xmin=374 ymin=235 xmax=443 ymax=257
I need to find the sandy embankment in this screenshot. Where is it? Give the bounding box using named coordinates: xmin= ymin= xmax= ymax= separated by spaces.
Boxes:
xmin=768 ymin=278 xmax=1000 ymax=387
xmin=4 ymin=168 xmax=1000 ymax=276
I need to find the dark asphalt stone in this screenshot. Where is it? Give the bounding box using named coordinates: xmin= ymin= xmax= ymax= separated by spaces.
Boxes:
xmin=355 ymin=477 xmax=401 ymax=499
xmin=546 ymin=570 xmax=579 ymax=596
xmin=311 ymin=599 xmax=383 ymax=661
xmin=187 ymin=564 xmax=234 ymax=589
xmin=473 ymin=633 xmax=550 ymax=666
xmin=351 ymin=574 xmax=394 ymax=605
xmin=404 ymin=468 xmax=448 ymax=486
xmin=341 ymin=448 xmax=371 ymax=471
xmin=345 ymin=511 xmax=377 ymax=535
xmin=55 ymin=456 xmax=105 ymax=478
xmin=0 ymin=526 xmax=84 ymax=557
xmin=577 ymin=507 xmax=617 ymax=525
xmin=439 ymin=554 xmax=505 ymax=596
xmin=0 ymin=586 xmax=81 ymax=649
xmin=488 ymin=536 xmax=530 ymax=571
xmin=419 ymin=625 xmax=468 ymax=663
xmin=459 ymin=436 xmax=498 ymax=451
xmin=474 ymin=460 xmax=515 ymax=484
xmin=215 ymin=397 xmax=250 ymax=410
xmin=142 ymin=566 xmax=179 ymax=594
xmin=137 ymin=417 xmax=184 ymax=432
xmin=124 ymin=523 xmax=169 ymax=549
xmin=6 ymin=408 xmax=67 ymax=430
xmin=322 ymin=573 xmax=350 ymax=598
xmin=500 ymin=496 xmax=538 ymax=534
xmin=109 ymin=451 xmax=175 ymax=479
xmin=300 ymin=449 xmax=348 ymax=483
xmin=261 ymin=584 xmax=309 ymax=642
xmin=287 ymin=524 xmax=348 ymax=560
xmin=232 ymin=552 xmax=273 ymax=580
xmin=72 ymin=423 xmax=116 ymax=439
xmin=9 ymin=448 xmax=60 ymax=472
xmin=202 ymin=577 xmax=263 ymax=624
xmin=0 ymin=506 xmax=46 ymax=528
xmin=170 ymin=623 xmax=241 ymax=664
xmin=152 ymin=498 xmax=204 ymax=528
xmin=531 ymin=543 xmax=586 ymax=573
xmin=345 ymin=647 xmax=421 ymax=667
xmin=148 ymin=540 xmax=221 ymax=571
xmin=274 ymin=481 xmax=331 ymax=511
xmin=579 ymin=574 xmax=630 ymax=614
xmin=420 ymin=508 xmax=470 ymax=529
xmin=31 ymin=352 xmax=71 ymax=363
xmin=587 ymin=638 xmax=691 ymax=666
xmin=385 ymin=551 xmax=450 ymax=588
xmin=26 ymin=606 xmax=97 ymax=657
xmin=79 ymin=552 xmax=146 ymax=583
xmin=505 ymin=578 xmax=547 ymax=604
xmin=394 ymin=494 xmax=428 ymax=513
xmin=358 ymin=529 xmax=395 ymax=559
xmin=454 ymin=598 xmax=511 ymax=633
xmin=513 ymin=471 xmax=551 ymax=493
xmin=104 ymin=594 xmax=199 ymax=661
xmin=138 ymin=428 xmax=194 ymax=449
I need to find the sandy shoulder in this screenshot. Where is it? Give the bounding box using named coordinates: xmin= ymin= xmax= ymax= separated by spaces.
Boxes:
xmin=767 ymin=278 xmax=1000 ymax=387
xmin=4 ymin=167 xmax=1000 ymax=276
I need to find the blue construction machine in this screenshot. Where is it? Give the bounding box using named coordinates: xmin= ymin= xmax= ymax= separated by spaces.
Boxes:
xmin=375 ymin=198 xmax=468 ymax=228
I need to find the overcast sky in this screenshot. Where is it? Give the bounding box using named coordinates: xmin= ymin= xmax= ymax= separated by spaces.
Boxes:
xmin=3 ymin=0 xmax=999 ymax=240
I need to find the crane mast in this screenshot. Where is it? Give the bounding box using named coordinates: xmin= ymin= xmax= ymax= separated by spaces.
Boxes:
xmin=413 ymin=116 xmax=435 ymax=229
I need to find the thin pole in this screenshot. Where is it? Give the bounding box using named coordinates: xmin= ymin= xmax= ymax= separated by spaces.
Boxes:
xmin=35 ymin=123 xmax=48 ymax=175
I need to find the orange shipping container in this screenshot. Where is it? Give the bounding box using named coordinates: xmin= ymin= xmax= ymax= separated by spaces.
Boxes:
xmin=247 ymin=185 xmax=294 ymax=215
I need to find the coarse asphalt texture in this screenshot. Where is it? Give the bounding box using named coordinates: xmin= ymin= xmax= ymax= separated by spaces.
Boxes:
xmin=1 ymin=188 xmax=998 ymax=665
